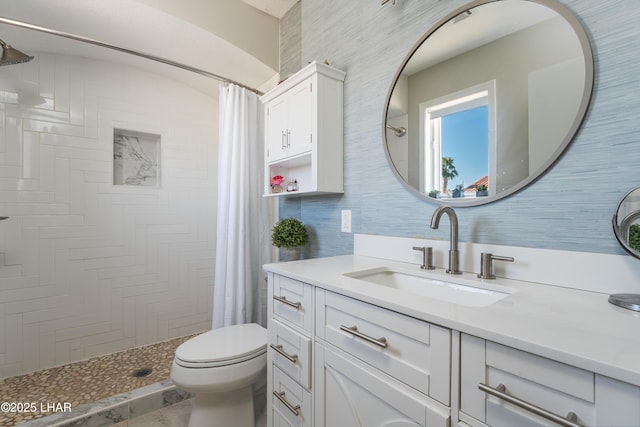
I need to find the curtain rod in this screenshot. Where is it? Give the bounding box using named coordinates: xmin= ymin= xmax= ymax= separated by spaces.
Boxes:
xmin=0 ymin=15 xmax=264 ymax=95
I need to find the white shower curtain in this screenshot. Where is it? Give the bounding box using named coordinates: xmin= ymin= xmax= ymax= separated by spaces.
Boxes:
xmin=213 ymin=84 xmax=271 ymax=329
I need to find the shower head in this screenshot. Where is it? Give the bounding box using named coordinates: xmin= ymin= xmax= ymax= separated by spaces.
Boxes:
xmin=0 ymin=38 xmax=34 ymax=66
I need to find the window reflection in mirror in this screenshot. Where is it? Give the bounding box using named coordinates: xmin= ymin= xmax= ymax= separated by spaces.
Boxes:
xmin=421 ymin=83 xmax=493 ymax=198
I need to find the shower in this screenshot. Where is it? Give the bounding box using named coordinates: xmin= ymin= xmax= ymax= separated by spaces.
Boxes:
xmin=0 ymin=37 xmax=33 ymax=65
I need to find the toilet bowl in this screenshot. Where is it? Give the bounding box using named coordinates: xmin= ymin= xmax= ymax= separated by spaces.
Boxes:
xmin=171 ymin=323 xmax=267 ymax=427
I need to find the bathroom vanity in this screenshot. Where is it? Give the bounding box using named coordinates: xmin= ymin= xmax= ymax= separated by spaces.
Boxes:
xmin=264 ymin=236 xmax=640 ymax=427
xmin=263 ymin=0 xmax=640 ymax=423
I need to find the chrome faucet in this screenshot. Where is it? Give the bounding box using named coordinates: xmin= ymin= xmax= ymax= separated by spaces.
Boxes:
xmin=430 ymin=206 xmax=462 ymax=274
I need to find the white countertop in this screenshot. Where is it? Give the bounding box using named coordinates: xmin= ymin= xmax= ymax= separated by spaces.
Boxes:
xmin=264 ymin=254 xmax=640 ymax=387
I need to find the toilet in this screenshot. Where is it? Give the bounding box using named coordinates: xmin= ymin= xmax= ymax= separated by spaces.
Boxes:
xmin=170 ymin=323 xmax=267 ymax=427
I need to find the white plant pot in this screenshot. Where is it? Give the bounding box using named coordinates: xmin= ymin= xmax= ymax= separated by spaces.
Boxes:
xmin=281 ymin=247 xmax=301 ymax=261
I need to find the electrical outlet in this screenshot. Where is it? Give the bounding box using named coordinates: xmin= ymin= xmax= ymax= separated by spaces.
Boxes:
xmin=341 ymin=210 xmax=352 ymax=233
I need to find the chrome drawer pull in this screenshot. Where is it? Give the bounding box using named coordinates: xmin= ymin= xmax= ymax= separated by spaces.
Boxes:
xmin=479 ymin=383 xmax=582 ymax=427
xmin=270 ymin=344 xmax=298 ymax=364
xmin=273 ymin=391 xmax=300 ymax=416
xmin=273 ymin=295 xmax=301 ymax=309
xmin=340 ymin=325 xmax=388 ymax=348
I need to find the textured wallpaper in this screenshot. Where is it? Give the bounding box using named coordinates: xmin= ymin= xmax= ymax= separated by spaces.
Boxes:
xmin=279 ymin=0 xmax=640 ymax=259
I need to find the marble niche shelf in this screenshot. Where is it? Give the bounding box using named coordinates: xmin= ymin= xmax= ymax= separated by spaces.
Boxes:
xmin=113 ymin=128 xmax=161 ymax=187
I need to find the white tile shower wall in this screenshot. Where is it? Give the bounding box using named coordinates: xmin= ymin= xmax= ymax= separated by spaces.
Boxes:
xmin=0 ymin=53 xmax=216 ymax=378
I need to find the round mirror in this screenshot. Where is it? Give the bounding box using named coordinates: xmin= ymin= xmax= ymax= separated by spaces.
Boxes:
xmin=383 ymin=0 xmax=594 ymax=206
xmin=613 ymin=187 xmax=640 ymax=259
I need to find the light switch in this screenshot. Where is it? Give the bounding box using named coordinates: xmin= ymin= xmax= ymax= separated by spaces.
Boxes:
xmin=341 ymin=210 xmax=352 ymax=233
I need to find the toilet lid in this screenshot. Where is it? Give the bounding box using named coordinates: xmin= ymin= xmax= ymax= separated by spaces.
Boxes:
xmin=175 ymin=323 xmax=267 ymax=368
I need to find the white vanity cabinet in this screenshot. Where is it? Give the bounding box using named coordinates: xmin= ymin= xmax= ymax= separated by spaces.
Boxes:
xmin=261 ymin=61 xmax=345 ymax=197
xmin=265 ymin=252 xmax=640 ymax=427
xmin=459 ymin=333 xmax=640 ymax=427
xmin=266 ymin=273 xmax=452 ymax=427
xmin=314 ymin=289 xmax=452 ymax=427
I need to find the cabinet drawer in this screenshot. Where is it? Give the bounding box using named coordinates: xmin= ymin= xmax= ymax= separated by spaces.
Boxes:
xmin=269 ymin=319 xmax=312 ymax=389
xmin=461 ymin=334 xmax=595 ymax=426
xmin=316 ymin=289 xmax=451 ymax=405
xmin=272 ymin=275 xmax=314 ymax=333
xmin=272 ymin=365 xmax=312 ymax=427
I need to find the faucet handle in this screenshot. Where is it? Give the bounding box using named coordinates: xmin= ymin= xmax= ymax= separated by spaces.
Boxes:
xmin=412 ymin=246 xmax=435 ymax=270
xmin=477 ymin=253 xmax=514 ymax=279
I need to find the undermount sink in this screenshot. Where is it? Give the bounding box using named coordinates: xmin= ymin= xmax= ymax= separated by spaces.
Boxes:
xmin=343 ymin=267 xmax=514 ymax=307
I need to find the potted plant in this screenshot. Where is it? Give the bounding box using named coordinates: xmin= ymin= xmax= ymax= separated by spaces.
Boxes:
xmin=428 ymin=189 xmax=440 ymax=199
xmin=270 ymin=175 xmax=284 ymax=193
xmin=475 ymin=184 xmax=488 ymax=197
xmin=272 ymin=217 xmax=309 ymax=261
xmin=452 ymin=184 xmax=464 ymax=198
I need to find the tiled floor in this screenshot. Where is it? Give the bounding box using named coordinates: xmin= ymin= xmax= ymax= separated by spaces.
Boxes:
xmin=0 ymin=334 xmax=197 ymax=426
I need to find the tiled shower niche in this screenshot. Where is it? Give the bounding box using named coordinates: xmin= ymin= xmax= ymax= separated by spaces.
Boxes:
xmin=113 ymin=129 xmax=161 ymax=186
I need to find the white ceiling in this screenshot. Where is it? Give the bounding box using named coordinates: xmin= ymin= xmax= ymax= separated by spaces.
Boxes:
xmin=242 ymin=0 xmax=298 ymax=19
xmin=0 ymin=0 xmax=285 ymax=97
xmin=403 ymin=1 xmax=557 ymax=76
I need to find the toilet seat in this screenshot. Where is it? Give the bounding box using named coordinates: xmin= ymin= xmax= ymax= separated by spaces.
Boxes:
xmin=175 ymin=323 xmax=267 ymax=368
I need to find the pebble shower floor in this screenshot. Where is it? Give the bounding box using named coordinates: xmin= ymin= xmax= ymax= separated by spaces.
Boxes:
xmin=0 ymin=334 xmax=196 ymax=426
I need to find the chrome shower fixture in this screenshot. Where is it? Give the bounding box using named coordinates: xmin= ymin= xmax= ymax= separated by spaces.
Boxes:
xmin=0 ymin=38 xmax=34 ymax=66
xmin=386 ymin=124 xmax=406 ymax=137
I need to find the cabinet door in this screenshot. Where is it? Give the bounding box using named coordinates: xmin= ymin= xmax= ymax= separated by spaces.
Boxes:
xmin=266 ymin=95 xmax=289 ymax=163
xmin=460 ymin=334 xmax=640 ymax=427
xmin=286 ymin=79 xmax=313 ymax=158
xmin=594 ymin=375 xmax=640 ymax=426
xmin=315 ymin=344 xmax=450 ymax=427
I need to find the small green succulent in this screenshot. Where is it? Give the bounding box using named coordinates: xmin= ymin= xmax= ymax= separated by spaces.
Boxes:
xmin=271 ymin=218 xmax=309 ymax=248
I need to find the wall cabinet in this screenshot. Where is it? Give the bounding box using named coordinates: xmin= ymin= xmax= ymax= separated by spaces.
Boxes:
xmin=265 ymin=79 xmax=312 ymax=163
xmin=261 ymin=61 xmax=345 ymax=197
